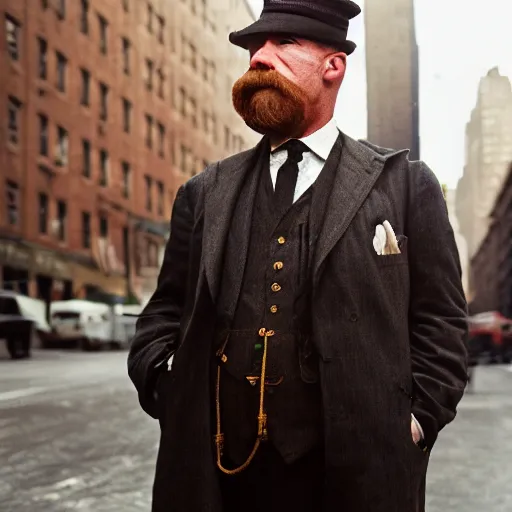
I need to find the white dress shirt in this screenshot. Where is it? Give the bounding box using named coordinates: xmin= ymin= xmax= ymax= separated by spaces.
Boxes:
xmin=270 ymin=117 xmax=340 ymax=203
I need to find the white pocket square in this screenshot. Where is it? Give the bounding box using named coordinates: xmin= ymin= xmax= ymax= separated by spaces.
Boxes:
xmin=373 ymin=220 xmax=401 ymax=255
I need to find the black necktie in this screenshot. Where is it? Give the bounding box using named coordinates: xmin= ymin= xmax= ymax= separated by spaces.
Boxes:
xmin=273 ymin=140 xmax=309 ymax=210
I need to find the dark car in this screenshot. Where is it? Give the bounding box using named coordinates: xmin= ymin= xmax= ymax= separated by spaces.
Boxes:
xmin=0 ymin=314 xmax=34 ymax=359
xmin=0 ymin=291 xmax=51 ymax=360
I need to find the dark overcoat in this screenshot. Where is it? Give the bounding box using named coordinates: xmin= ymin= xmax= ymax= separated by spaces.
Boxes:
xmin=128 ymin=133 xmax=468 ymax=512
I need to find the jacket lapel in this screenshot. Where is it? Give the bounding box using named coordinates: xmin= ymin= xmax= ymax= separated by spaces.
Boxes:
xmin=312 ymin=133 xmax=390 ymax=286
xmin=203 ymin=137 xmax=268 ymax=303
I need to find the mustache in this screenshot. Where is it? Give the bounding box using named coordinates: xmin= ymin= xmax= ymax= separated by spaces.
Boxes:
xmin=234 ymin=69 xmax=291 ymax=93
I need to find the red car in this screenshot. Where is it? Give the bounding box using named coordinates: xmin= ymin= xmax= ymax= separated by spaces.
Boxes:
xmin=468 ymin=311 xmax=512 ymax=364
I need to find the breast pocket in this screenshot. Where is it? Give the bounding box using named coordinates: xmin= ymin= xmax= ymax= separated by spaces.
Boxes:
xmin=374 ymin=235 xmax=409 ymax=267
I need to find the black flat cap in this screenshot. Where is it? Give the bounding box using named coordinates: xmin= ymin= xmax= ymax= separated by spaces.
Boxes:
xmin=230 ymin=0 xmax=361 ymax=55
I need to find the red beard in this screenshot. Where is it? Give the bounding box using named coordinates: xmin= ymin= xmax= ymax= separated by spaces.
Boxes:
xmin=232 ymin=69 xmax=307 ymax=138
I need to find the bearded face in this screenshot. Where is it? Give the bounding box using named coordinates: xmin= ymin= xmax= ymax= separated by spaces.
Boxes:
xmin=232 ymin=69 xmax=308 ymax=138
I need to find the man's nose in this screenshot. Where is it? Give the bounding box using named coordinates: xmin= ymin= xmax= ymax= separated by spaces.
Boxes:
xmin=249 ymin=41 xmax=276 ymax=70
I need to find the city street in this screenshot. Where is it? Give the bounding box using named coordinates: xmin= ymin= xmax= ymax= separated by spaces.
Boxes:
xmin=1 ymin=348 xmax=511 ymax=512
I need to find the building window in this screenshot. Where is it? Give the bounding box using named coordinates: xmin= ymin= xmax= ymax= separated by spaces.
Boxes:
xmin=6 ymin=181 xmax=20 ymax=226
xmin=99 ymin=82 xmax=109 ymax=120
xmin=80 ymin=68 xmax=90 ymax=106
xmin=38 ymin=193 xmax=48 ymax=234
xmin=56 ymin=51 xmax=67 ymax=92
xmin=202 ymin=57 xmax=208 ymax=81
xmin=157 ymin=69 xmax=165 ymax=99
xmin=147 ymin=3 xmax=153 ymax=33
xmin=80 ymin=0 xmax=89 ymax=34
xmin=190 ymin=43 xmax=197 ymax=70
xmin=99 ymin=214 xmax=108 ymax=238
xmin=145 ymin=114 xmax=153 ymax=149
xmin=122 ymin=161 xmax=131 ymax=198
xmin=224 ymin=126 xmax=230 ymax=151
xmin=157 ymin=123 xmax=165 ymax=158
xmin=99 ymin=149 xmax=109 ymax=187
xmin=190 ymin=98 xmax=197 ymax=127
xmin=82 ymin=212 xmax=91 ymax=248
xmin=57 ymin=200 xmax=67 ymax=241
xmin=38 ymin=114 xmax=48 ymax=156
xmin=122 ymin=37 xmax=130 ymax=75
xmin=180 ymin=144 xmax=191 ymax=174
xmin=145 ymin=175 xmax=153 ymax=211
xmin=57 ymin=0 xmax=66 ymax=20
xmin=7 ymin=96 xmax=22 ymax=145
xmin=146 ymin=59 xmax=154 ymax=91
xmin=98 ymin=14 xmax=108 ymax=54
xmin=157 ymin=16 xmax=165 ymax=44
xmin=38 ymin=37 xmax=47 ymax=79
xmin=210 ymin=62 xmax=216 ymax=86
xmin=201 ymin=0 xmax=207 ymax=25
xmin=157 ymin=181 xmax=164 ymax=215
xmin=122 ymin=98 xmax=131 ymax=133
xmin=212 ymin=114 xmax=217 ymax=142
xmin=56 ymin=126 xmax=68 ymax=166
xmin=82 ymin=139 xmax=91 ymax=177
xmin=179 ymin=87 xmax=186 ymax=116
xmin=5 ymin=14 xmax=20 ymax=61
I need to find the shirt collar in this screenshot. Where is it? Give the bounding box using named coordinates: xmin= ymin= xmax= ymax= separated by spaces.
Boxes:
xmin=271 ymin=118 xmax=339 ymax=161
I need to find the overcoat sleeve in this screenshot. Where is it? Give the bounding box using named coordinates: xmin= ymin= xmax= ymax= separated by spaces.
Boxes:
xmin=407 ymin=161 xmax=468 ymax=449
xmin=127 ymin=183 xmax=193 ymax=418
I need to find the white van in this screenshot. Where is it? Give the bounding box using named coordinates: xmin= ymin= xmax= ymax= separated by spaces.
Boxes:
xmin=50 ymin=300 xmax=142 ymax=350
xmin=50 ymin=300 xmax=113 ymax=350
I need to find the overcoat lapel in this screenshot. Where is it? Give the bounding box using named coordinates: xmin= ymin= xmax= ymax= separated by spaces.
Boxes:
xmin=203 ymin=136 xmax=268 ymax=303
xmin=311 ymin=134 xmax=389 ymax=286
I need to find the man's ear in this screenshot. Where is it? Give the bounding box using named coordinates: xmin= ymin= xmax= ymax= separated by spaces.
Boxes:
xmin=324 ymin=53 xmax=347 ymax=82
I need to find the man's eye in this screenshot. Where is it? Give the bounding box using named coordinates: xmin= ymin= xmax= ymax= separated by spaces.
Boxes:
xmin=278 ymin=38 xmax=296 ymax=45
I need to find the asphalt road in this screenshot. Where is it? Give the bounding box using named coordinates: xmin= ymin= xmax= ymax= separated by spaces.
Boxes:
xmin=1 ymin=348 xmax=511 ymax=511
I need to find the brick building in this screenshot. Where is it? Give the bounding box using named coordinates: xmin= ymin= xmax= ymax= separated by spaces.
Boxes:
xmin=0 ymin=0 xmax=257 ymax=307
xmin=364 ymin=0 xmax=420 ymax=160
xmin=470 ymin=163 xmax=512 ymax=318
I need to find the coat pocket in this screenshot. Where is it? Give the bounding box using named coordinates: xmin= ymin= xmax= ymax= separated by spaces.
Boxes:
xmin=374 ymin=235 xmax=409 ymax=267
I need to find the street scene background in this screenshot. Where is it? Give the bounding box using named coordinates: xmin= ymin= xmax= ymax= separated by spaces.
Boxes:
xmin=2 ymin=350 xmax=512 ymax=511
xmin=1 ymin=0 xmax=512 ymax=510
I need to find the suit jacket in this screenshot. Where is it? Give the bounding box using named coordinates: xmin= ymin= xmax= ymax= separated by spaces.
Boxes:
xmin=128 ymin=132 xmax=468 ymax=512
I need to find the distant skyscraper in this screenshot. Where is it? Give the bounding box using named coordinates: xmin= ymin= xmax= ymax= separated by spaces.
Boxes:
xmin=455 ymin=67 xmax=512 ymax=264
xmin=364 ymin=0 xmax=420 ymax=160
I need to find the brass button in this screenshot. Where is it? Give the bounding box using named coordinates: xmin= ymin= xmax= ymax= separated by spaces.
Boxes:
xmin=277 ymin=236 xmax=286 ymax=245
xmin=273 ymin=261 xmax=284 ymax=271
xmin=271 ymin=283 xmax=281 ymax=292
xmin=270 ymin=305 xmax=278 ymax=314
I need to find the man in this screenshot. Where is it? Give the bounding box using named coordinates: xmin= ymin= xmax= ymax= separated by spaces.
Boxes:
xmin=128 ymin=1 xmax=468 ymax=511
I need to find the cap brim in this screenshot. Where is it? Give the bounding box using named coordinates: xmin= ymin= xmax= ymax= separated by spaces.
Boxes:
xmin=229 ymin=12 xmax=356 ymax=55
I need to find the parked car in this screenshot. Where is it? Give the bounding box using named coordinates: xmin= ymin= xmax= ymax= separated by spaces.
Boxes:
xmin=0 ymin=290 xmax=51 ymax=359
xmin=50 ymin=299 xmax=141 ymax=351
xmin=468 ymin=311 xmax=512 ymax=364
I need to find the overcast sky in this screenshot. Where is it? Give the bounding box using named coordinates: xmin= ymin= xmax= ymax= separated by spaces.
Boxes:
xmin=245 ymin=0 xmax=512 ymax=188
